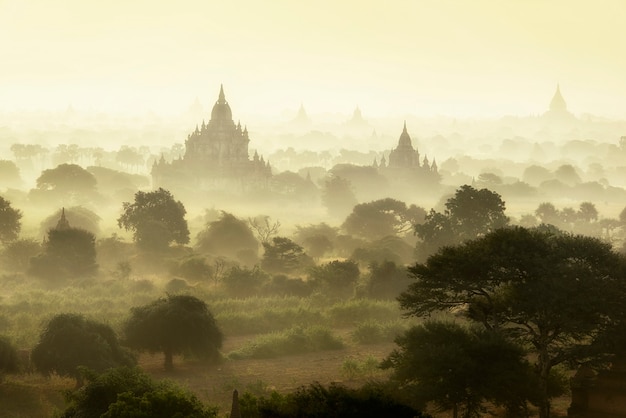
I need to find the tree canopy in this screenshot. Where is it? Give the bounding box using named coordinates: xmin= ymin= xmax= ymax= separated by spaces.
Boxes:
xmin=123 ymin=295 xmax=223 ymax=370
xmin=31 ymin=314 xmax=135 ymax=384
xmin=261 ymin=237 xmax=314 ymax=274
xmin=400 ymin=226 xmax=626 ymax=418
xmin=117 ymin=188 xmax=189 ymax=251
xmin=0 ymin=196 xmax=22 ymax=244
xmin=195 ymin=211 xmax=258 ymax=264
xmin=414 ymin=185 xmax=509 ymax=260
xmin=342 ymin=198 xmax=426 ymax=240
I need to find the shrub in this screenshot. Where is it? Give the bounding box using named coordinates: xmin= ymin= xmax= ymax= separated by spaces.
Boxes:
xmin=228 ymin=326 xmax=344 ymax=359
xmin=351 ymin=320 xmax=408 ymax=344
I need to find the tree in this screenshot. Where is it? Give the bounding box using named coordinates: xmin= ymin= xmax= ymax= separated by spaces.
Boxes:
xmin=0 ymin=336 xmax=19 ymax=375
xmin=414 ymin=185 xmax=508 ymax=259
xmin=248 ymin=215 xmax=281 ymax=245
xmin=222 ymin=265 xmax=270 ymax=298
xmin=261 ymin=237 xmax=314 ymax=274
xmin=59 ymin=367 xmax=217 ymax=418
xmin=382 ymin=321 xmax=538 ymax=418
xmin=308 ymin=260 xmax=360 ymax=297
xmin=195 ymin=212 xmax=258 ymax=264
xmin=0 ymin=238 xmax=41 ymax=272
xmin=123 ymin=295 xmax=223 ymax=370
xmin=342 ymin=198 xmax=426 ymax=240
xmin=0 ymin=160 xmax=22 ymax=188
xmin=31 ymin=314 xmax=135 ymax=385
xmin=362 ymin=260 xmax=412 ymax=300
xmin=32 ymin=163 xmax=98 ymax=204
xmin=321 ymin=175 xmax=358 ymax=219
xmin=0 ymin=196 xmax=22 ymax=244
xmin=118 ymin=188 xmax=190 ymax=252
xmin=399 ymin=227 xmax=626 ymax=418
xmin=30 ymin=226 xmax=98 ymax=279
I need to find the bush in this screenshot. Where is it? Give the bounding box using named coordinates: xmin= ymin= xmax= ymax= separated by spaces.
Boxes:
xmin=228 ymin=326 xmax=344 ymax=359
xmin=59 ymin=367 xmax=218 ymax=418
xmin=222 ymin=265 xmax=270 ymax=298
xmin=327 ymin=299 xmax=401 ymax=327
xmin=31 ymin=314 xmax=136 ymax=384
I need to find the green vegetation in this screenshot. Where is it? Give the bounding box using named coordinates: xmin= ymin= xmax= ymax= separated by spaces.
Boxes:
xmin=228 ymin=326 xmax=344 ymax=359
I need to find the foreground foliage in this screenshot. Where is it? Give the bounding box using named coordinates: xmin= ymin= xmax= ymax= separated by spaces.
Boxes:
xmin=59 ymin=367 xmax=217 ymax=418
xmin=239 ymin=382 xmax=428 ymax=418
xmin=400 ymin=226 xmax=626 ymax=418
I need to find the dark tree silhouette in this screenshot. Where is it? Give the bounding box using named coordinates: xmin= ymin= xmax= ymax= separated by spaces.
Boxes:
xmin=30 ymin=226 xmax=98 ymax=279
xmin=400 ymin=227 xmax=626 ymax=418
xmin=123 ymin=295 xmax=223 ymax=370
xmin=309 ymin=259 xmax=360 ymax=297
xmin=382 ymin=321 xmax=539 ymax=418
xmin=0 ymin=196 xmax=22 ymax=244
xmin=321 ymin=175 xmax=358 ymax=218
xmin=31 ymin=314 xmax=135 ymax=385
xmin=0 ymin=336 xmax=19 ymax=374
xmin=117 ymin=188 xmax=189 ymax=252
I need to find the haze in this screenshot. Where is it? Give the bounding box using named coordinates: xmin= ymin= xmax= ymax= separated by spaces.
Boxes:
xmin=2 ymin=0 xmax=626 ymax=118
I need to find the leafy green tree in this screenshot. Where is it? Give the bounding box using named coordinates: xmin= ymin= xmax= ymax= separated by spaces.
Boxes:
xmin=31 ymin=314 xmax=135 ymax=385
xmin=415 ymin=185 xmax=508 ymax=260
xmin=59 ymin=367 xmax=217 ymax=418
xmin=118 ymin=188 xmax=189 ymax=252
xmin=261 ymin=237 xmax=314 ymax=274
xmin=30 ymin=226 xmax=98 ymax=279
xmin=400 ymin=227 xmax=626 ymax=418
xmin=382 ymin=321 xmax=539 ymax=418
xmin=195 ymin=211 xmax=258 ymax=264
xmin=294 ymin=222 xmax=339 ymax=259
xmin=342 ymin=198 xmax=426 ymax=240
xmin=123 ymin=295 xmax=223 ymax=370
xmin=0 ymin=196 xmax=22 ymax=245
xmin=0 ymin=336 xmax=19 ymax=374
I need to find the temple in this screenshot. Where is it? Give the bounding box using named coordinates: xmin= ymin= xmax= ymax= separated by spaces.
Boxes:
xmin=152 ymin=85 xmax=271 ymax=189
xmin=542 ymin=84 xmax=576 ymax=123
xmin=375 ymin=122 xmax=439 ymax=184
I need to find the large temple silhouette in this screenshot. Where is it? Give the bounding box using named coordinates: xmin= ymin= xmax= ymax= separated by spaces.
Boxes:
xmin=374 ymin=122 xmax=439 ymax=184
xmin=152 ymin=85 xmax=271 ymax=189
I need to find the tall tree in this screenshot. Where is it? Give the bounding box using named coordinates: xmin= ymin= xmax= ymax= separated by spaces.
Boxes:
xmin=0 ymin=196 xmax=22 ymax=245
xmin=123 ymin=295 xmax=223 ymax=370
xmin=33 ymin=163 xmax=98 ymax=204
xmin=117 ymin=188 xmax=189 ymax=252
xmin=30 ymin=226 xmax=98 ymax=279
xmin=399 ymin=227 xmax=626 ymax=418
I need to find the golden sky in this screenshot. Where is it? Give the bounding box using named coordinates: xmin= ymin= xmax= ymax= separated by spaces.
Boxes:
xmin=1 ymin=0 xmax=625 ymax=118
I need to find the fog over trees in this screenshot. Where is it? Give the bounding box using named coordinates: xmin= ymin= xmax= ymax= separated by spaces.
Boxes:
xmin=3 ymin=30 xmax=626 ymax=418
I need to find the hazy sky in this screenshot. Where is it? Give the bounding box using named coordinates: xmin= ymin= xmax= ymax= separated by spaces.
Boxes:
xmin=2 ymin=0 xmax=625 ymax=118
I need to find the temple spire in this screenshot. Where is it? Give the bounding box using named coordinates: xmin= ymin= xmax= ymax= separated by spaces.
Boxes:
xmin=218 ymin=84 xmax=226 ymax=104
xmin=549 ymin=83 xmax=567 ymax=112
